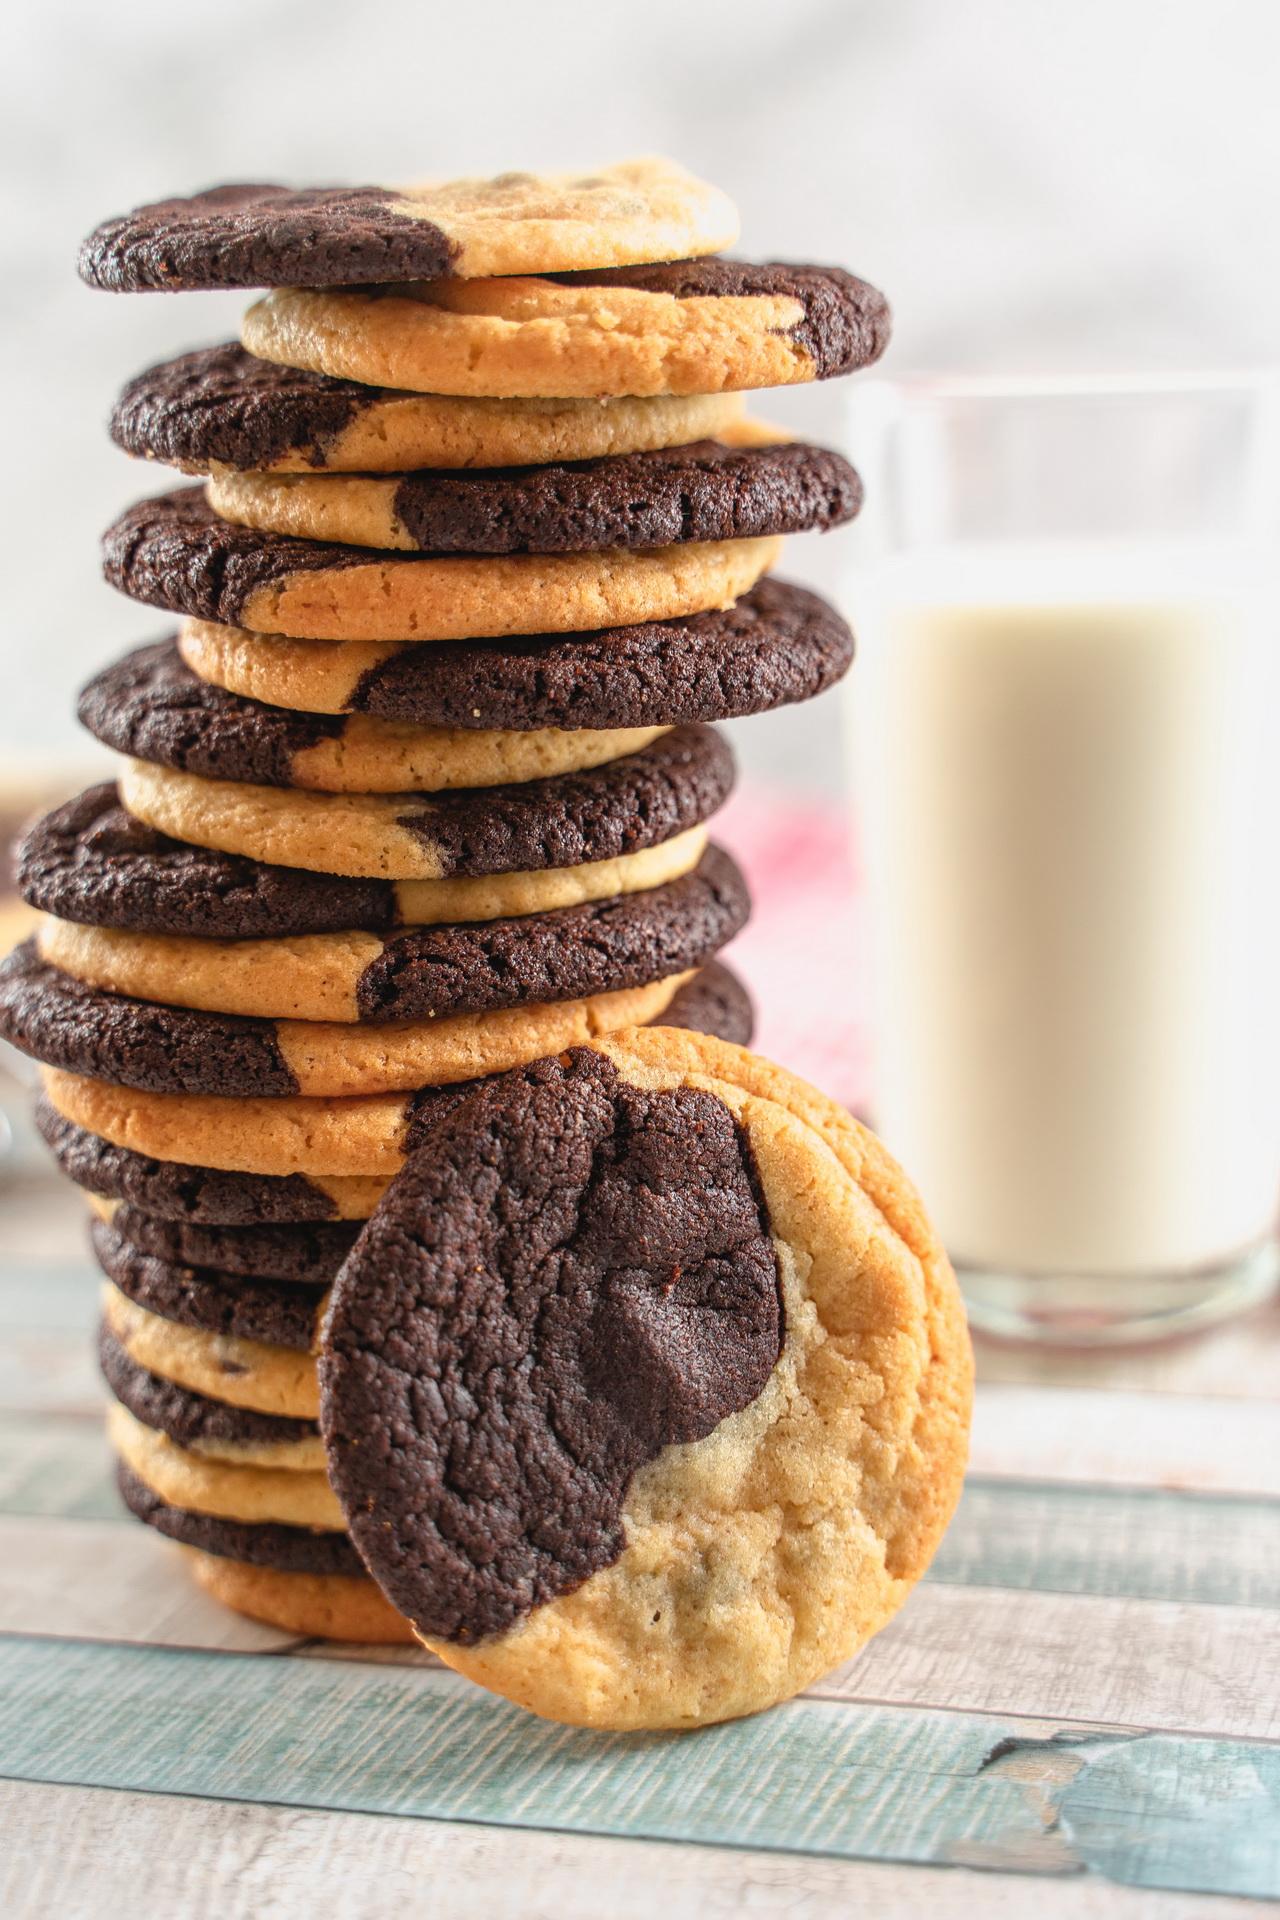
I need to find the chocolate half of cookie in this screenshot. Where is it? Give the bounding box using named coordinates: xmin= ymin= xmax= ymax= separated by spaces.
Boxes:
xmin=92 ymin=1217 xmax=323 ymax=1350
xmin=320 ymin=1045 xmax=783 ymax=1643
xmin=207 ymin=438 xmax=863 ymax=554
xmin=551 ymin=257 xmax=892 ymax=381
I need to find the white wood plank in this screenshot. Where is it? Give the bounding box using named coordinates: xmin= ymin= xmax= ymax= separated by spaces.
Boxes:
xmin=825 ymin=1582 xmax=1280 ymax=1739
xmin=0 ymin=1778 xmax=1259 ymax=1920
xmin=975 ymin=1305 xmax=1280 ymax=1401
xmin=0 ymin=1515 xmax=298 ymax=1653
xmin=971 ymin=1383 xmax=1280 ymax=1494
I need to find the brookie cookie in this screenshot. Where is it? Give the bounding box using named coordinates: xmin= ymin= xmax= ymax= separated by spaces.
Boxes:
xmin=10 ymin=948 xmax=699 ymax=1097
xmin=78 ymin=161 xmax=740 ymax=292
xmin=103 ymin=1281 xmax=318 ymax=1418
xmin=103 ymin=489 xmax=781 ymax=642
xmin=114 ymin=724 xmax=733 ymax=881
xmin=205 ymin=437 xmax=862 ymax=554
xmin=95 ymin=1206 xmax=359 ymax=1285
xmin=319 ymin=1031 xmax=972 ymax=1730
xmin=108 ymin=1401 xmax=341 ymax=1528
xmin=38 ymin=960 xmax=755 ymax=1174
xmin=242 ymin=259 xmax=890 ymax=399
xmin=112 ymin=344 xmax=749 ymax=474
xmin=115 ymin=1463 xmax=412 ymax=1642
xmin=33 ymin=843 xmax=747 ymax=1022
xmin=101 ymin=1324 xmax=324 ymax=1467
xmin=81 ymin=641 xmax=666 ymax=793
xmin=176 ymin=578 xmax=855 ymax=729
xmin=19 ymin=785 xmax=710 ymax=937
xmin=33 ymin=963 xmax=751 ymax=1223
xmin=92 ymin=1218 xmax=323 ymax=1352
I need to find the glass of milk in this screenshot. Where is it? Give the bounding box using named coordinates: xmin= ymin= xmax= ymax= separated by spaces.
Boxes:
xmin=844 ymin=375 xmax=1280 ymax=1344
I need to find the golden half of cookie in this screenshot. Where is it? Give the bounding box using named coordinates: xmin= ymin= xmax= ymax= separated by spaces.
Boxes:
xmin=319 ymin=1030 xmax=972 ymax=1730
xmin=242 ymin=259 xmax=890 ymax=399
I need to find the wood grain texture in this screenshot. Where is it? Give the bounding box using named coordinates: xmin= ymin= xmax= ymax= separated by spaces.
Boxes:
xmin=0 ymin=1636 xmax=1276 ymax=1897
xmin=3 ymin=1779 xmax=1261 ymax=1920
xmin=971 ymin=1384 xmax=1280 ymax=1494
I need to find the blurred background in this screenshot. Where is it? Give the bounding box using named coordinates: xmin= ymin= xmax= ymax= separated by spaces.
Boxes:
xmin=3 ymin=0 xmax=1278 ymax=788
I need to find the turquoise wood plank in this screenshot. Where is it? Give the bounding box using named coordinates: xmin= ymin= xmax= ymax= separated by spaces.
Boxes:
xmin=932 ymin=1480 xmax=1280 ymax=1609
xmin=0 ymin=1412 xmax=115 ymax=1520
xmin=0 ymin=1636 xmax=1275 ymax=1897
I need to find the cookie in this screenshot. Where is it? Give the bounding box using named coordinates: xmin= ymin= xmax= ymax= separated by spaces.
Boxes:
xmin=112 ymin=343 xmax=749 ymax=474
xmin=183 ymin=1550 xmax=413 ymax=1642
xmin=81 ymin=642 xmax=665 ymax=793
xmin=33 ymin=964 xmax=751 ymax=1221
xmin=108 ymin=1401 xmax=341 ymax=1528
xmin=319 ymin=1030 xmax=972 ymax=1730
xmin=101 ymin=1324 xmax=325 ymax=1467
xmin=79 ymin=161 xmax=740 ymax=292
xmin=176 ymin=578 xmax=855 ymax=729
xmin=206 ymin=437 xmax=862 ymax=554
xmin=92 ymin=1217 xmax=323 ymax=1351
xmin=242 ymin=259 xmax=890 ymax=399
xmin=115 ymin=724 xmax=733 ymax=881
xmin=103 ymin=1282 xmax=318 ymax=1418
xmin=34 ymin=842 xmax=747 ymax=1023
xmin=37 ymin=951 xmax=752 ymax=1170
xmin=12 ymin=947 xmax=696 ymax=1097
xmin=37 ymin=1098 xmax=390 ymax=1225
xmin=103 ymin=487 xmax=780 ymax=641
xmin=96 ymin=1205 xmax=358 ymax=1285
xmin=19 ymin=785 xmax=708 ymax=938
xmin=117 ymin=1461 xmax=358 ymax=1576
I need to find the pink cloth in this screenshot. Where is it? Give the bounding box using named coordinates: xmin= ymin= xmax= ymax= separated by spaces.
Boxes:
xmin=715 ymin=788 xmax=871 ymax=1113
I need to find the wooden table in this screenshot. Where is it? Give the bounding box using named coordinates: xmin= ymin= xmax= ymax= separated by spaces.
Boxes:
xmin=2 ymin=1156 xmax=1275 ymax=1917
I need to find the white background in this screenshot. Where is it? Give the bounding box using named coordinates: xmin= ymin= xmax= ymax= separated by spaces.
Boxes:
xmin=2 ymin=0 xmax=1277 ymax=790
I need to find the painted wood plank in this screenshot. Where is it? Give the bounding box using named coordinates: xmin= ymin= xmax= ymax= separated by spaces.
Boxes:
xmin=2 ymin=1779 xmax=1260 ymax=1920
xmin=828 ymin=1584 xmax=1280 ymax=1738
xmin=0 ymin=1637 xmax=1275 ymax=1897
xmin=974 ymin=1305 xmax=1280 ymax=1402
xmin=2 ymin=1413 xmax=1277 ymax=1632
xmin=0 ymin=1515 xmax=298 ymax=1652
xmin=971 ymin=1383 xmax=1280 ymax=1494
xmin=933 ymin=1479 xmax=1280 ymax=1609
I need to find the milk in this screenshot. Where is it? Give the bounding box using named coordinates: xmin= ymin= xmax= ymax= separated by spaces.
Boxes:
xmin=848 ymin=543 xmax=1280 ymax=1277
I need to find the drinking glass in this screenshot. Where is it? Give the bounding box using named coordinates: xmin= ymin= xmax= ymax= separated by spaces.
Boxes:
xmin=843 ymin=374 xmax=1280 ymax=1344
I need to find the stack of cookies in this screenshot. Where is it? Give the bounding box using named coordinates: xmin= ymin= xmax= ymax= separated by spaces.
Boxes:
xmin=0 ymin=161 xmax=892 ymax=1645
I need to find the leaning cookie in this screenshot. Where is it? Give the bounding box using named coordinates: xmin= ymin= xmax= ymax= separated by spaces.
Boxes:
xmin=33 ymin=962 xmax=752 ymax=1223
xmin=78 ymin=160 xmax=739 ymax=292
xmin=243 ymin=259 xmax=890 ymax=399
xmin=81 ymin=643 xmax=665 ymax=793
xmin=19 ymin=786 xmax=710 ymax=938
xmin=175 ymin=579 xmax=854 ymax=730
xmin=319 ymin=1031 xmax=972 ymax=1730
xmin=112 ymin=344 xmax=749 ymax=474
xmin=114 ymin=724 xmax=732 ymax=882
xmin=205 ymin=438 xmax=862 ymax=554
xmin=32 ymin=843 xmax=747 ymax=1023
xmin=102 ymin=488 xmax=780 ymax=641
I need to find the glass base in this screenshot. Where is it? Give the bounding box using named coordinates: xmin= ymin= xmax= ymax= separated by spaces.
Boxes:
xmin=958 ymin=1240 xmax=1279 ymax=1349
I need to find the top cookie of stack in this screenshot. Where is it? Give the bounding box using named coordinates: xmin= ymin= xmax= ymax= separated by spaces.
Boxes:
xmin=0 ymin=160 xmax=887 ymax=1648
